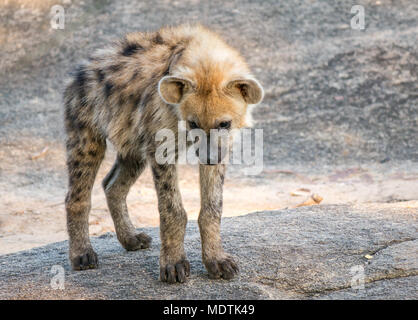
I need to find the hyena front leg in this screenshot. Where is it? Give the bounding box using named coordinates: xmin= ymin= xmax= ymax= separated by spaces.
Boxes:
xmin=103 ymin=154 xmax=151 ymax=251
xmin=198 ymin=164 xmax=239 ymax=280
xmin=150 ymin=160 xmax=190 ymax=283
xmin=65 ymin=130 xmax=106 ymax=270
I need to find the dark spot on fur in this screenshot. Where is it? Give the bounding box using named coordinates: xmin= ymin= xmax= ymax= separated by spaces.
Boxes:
xmin=77 ymin=121 xmax=86 ymax=130
xmin=65 ymin=120 xmax=75 ymax=132
xmin=162 ymin=67 xmax=170 ymax=76
xmin=66 ymin=138 xmax=80 ymax=150
xmin=76 ymin=171 xmax=82 ymax=179
xmin=64 ymin=115 xmax=79 ymax=134
xmin=88 ymin=150 xmax=97 ymax=157
xmin=122 ymin=140 xmax=130 ymax=149
xmin=96 ymin=69 xmax=105 ymax=83
xmin=92 ymin=136 xmax=102 ymax=144
xmin=151 ymin=166 xmax=160 ymax=180
xmin=118 ymin=94 xmax=129 ymax=107
xmin=108 ymin=64 xmax=122 ymax=73
xmin=133 ymin=159 xmax=144 ymax=172
xmin=64 ymin=106 xmax=81 ymax=132
xmin=153 ymin=33 xmax=164 ymax=45
xmin=130 ymin=71 xmax=139 ymax=81
xmin=105 ymin=81 xmax=114 ymax=98
xmin=155 ymin=164 xmax=170 ymax=178
xmin=122 ymin=42 xmax=143 ymax=56
xmin=164 ymin=200 xmax=174 ymax=212
xmin=130 ymin=92 xmax=142 ymax=109
xmin=162 ymin=183 xmax=170 ymax=191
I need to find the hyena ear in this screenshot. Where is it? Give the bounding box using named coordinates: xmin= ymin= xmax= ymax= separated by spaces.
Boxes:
xmin=158 ymin=76 xmax=193 ymax=105
xmin=227 ymin=78 xmax=264 ymax=105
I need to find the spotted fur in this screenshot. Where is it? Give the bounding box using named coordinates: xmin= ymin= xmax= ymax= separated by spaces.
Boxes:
xmin=64 ymin=24 xmax=263 ymax=281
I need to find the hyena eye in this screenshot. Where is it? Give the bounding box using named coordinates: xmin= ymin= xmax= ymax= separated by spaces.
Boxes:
xmin=218 ymin=121 xmax=232 ymax=130
xmin=188 ymin=121 xmax=199 ymax=129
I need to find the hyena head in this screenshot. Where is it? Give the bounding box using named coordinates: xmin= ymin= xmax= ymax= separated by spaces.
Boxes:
xmin=158 ymin=65 xmax=264 ymax=165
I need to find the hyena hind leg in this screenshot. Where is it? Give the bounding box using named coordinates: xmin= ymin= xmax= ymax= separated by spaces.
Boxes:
xmin=65 ymin=130 xmax=106 ymax=271
xmin=103 ymin=154 xmax=152 ymax=251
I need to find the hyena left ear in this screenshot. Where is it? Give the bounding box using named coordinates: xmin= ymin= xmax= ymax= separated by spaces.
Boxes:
xmin=227 ymin=78 xmax=264 ymax=105
xmin=158 ymin=76 xmax=194 ymax=105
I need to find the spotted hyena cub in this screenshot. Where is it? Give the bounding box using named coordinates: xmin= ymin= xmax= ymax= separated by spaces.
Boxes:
xmin=64 ymin=24 xmax=263 ymax=283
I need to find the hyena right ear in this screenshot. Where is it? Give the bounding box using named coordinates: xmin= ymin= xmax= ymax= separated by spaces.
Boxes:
xmin=158 ymin=76 xmax=194 ymax=105
xmin=227 ymin=78 xmax=264 ymax=105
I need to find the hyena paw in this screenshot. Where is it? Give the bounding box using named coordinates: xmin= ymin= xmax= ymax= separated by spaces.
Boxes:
xmin=121 ymin=232 xmax=152 ymax=251
xmin=204 ymin=255 xmax=239 ymax=280
xmin=71 ymin=248 xmax=99 ymax=271
xmin=160 ymin=259 xmax=191 ymax=284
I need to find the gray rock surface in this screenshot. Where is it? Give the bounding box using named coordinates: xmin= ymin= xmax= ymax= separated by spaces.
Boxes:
xmin=0 ymin=204 xmax=416 ymax=299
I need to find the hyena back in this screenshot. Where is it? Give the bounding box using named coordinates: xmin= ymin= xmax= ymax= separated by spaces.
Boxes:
xmin=64 ymin=24 xmax=263 ymax=283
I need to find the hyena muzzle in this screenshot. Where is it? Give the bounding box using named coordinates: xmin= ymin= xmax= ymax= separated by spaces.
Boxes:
xmin=64 ymin=24 xmax=263 ymax=283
